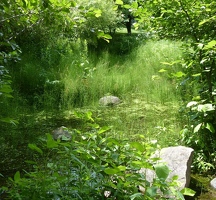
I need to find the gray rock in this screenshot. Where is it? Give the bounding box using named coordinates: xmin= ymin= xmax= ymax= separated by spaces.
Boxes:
xmin=99 ymin=96 xmax=121 ymax=106
xmin=139 ymin=146 xmax=194 ymax=191
xmin=52 ymin=126 xmax=71 ymax=141
xmin=210 ymin=178 xmax=216 ymax=190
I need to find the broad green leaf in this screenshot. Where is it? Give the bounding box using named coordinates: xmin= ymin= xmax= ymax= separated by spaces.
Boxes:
xmin=171 ymin=71 xmax=186 ymax=78
xmin=104 ymin=167 xmax=120 ymax=175
xmin=115 ymin=0 xmax=123 ymax=5
xmin=113 ymin=5 xmax=118 ymax=10
xmin=117 ymin=165 xmax=126 ymax=171
xmin=94 ymin=9 xmax=102 ymax=18
xmin=28 ymin=143 xmax=43 ymax=154
xmin=205 ymin=123 xmax=215 ymax=133
xmin=130 ymin=193 xmax=143 ymax=200
xmin=102 ymin=34 xmax=112 ymax=39
xmin=86 ymin=111 xmax=94 ymax=121
xmin=131 ymin=1 xmax=138 ymax=9
xmin=204 ymin=40 xmax=216 ymax=49
xmin=131 ymin=142 xmax=144 ymax=152
xmin=98 ymin=126 xmax=110 ymax=134
xmin=192 ymin=96 xmax=201 ymax=101
xmin=172 ymin=175 xmax=179 ymax=181
xmin=97 ymin=32 xmax=112 ymax=43
xmin=0 ymin=84 xmax=13 ymax=94
xmin=123 ymin=4 xmax=131 ymax=9
xmin=181 ymin=188 xmax=196 ymax=196
xmin=154 ymin=163 xmax=169 ymax=180
xmin=174 ymin=190 xmax=185 ymax=200
xmin=145 ymin=186 xmax=157 ymax=197
xmin=14 ymin=171 xmax=21 ymax=183
xmin=131 ymin=161 xmax=143 ymax=167
xmin=46 ymin=133 xmax=58 ymax=148
xmin=88 ymin=123 xmax=100 ymax=129
xmin=194 ymin=123 xmax=202 ymax=133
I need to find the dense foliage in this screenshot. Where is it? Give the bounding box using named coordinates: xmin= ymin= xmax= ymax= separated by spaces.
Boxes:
xmin=139 ymin=0 xmax=216 ymax=173
xmin=1 ymin=0 xmax=215 ymax=198
xmin=2 ymin=112 xmax=193 ymax=199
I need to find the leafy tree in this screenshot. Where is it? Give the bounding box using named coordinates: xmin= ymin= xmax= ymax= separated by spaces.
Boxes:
xmin=0 ymin=1 xmax=22 ymax=125
xmin=140 ymin=0 xmax=216 ymax=173
xmin=72 ymin=0 xmax=121 ymax=44
xmin=116 ymin=0 xmax=145 ymax=34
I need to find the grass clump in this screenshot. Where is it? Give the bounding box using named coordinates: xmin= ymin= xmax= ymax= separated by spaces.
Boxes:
xmin=61 ymin=39 xmax=183 ymax=108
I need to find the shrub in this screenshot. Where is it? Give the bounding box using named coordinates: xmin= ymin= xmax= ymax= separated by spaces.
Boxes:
xmin=2 ymin=111 xmax=194 ymax=199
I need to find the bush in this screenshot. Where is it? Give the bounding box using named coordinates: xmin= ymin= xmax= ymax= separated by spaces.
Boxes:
xmin=2 ymin=111 xmax=193 ymax=200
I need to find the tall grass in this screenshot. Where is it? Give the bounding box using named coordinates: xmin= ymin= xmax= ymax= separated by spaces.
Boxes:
xmin=59 ymin=39 xmax=184 ymax=146
xmin=61 ymin=40 xmax=183 ymax=108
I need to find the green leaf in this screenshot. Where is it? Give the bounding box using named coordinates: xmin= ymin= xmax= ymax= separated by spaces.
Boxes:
xmin=25 ymin=160 xmax=37 ymax=165
xmin=123 ymin=4 xmax=131 ymax=9
xmin=131 ymin=142 xmax=145 ymax=152
xmin=181 ymin=188 xmax=196 ymax=196
xmin=28 ymin=143 xmax=43 ymax=154
xmin=171 ymin=71 xmax=186 ymax=78
xmin=0 ymin=84 xmax=13 ymax=94
xmin=104 ymin=167 xmax=120 ymax=175
xmin=97 ymin=32 xmax=112 ymax=43
xmin=115 ymin=0 xmax=123 ymax=5
xmin=131 ymin=161 xmax=143 ymax=168
xmin=98 ymin=126 xmax=110 ymax=134
xmin=145 ymin=186 xmax=157 ymax=197
xmin=0 ymin=118 xmax=18 ymax=125
xmin=94 ymin=9 xmax=102 ymax=18
xmin=113 ymin=5 xmax=118 ymax=10
xmin=14 ymin=171 xmax=21 ymax=183
xmin=204 ymin=40 xmax=216 ymax=49
xmin=154 ymin=163 xmax=169 ymax=180
xmin=117 ymin=165 xmax=126 ymax=171
xmin=158 ymin=68 xmax=167 ymax=73
xmin=86 ymin=111 xmax=94 ymax=121
xmin=130 ymin=193 xmax=143 ymax=200
xmin=205 ymin=123 xmax=215 ymax=133
xmin=46 ymin=133 xmax=58 ymax=148
xmin=194 ymin=123 xmax=202 ymax=133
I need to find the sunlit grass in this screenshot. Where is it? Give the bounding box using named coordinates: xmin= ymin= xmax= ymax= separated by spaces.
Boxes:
xmin=60 ymin=39 xmax=184 ymax=146
xmin=61 ymin=40 xmax=182 ymax=105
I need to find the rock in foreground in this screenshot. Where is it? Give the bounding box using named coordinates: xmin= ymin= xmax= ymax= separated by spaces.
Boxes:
xmin=140 ymin=146 xmax=194 ymax=190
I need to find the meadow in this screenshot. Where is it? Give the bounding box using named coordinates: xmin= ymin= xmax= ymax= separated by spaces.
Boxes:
xmin=0 ymin=36 xmax=213 ymax=199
